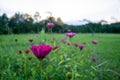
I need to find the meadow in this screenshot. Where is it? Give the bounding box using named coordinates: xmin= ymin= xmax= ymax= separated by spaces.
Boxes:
xmin=0 ymin=33 xmax=120 ymax=80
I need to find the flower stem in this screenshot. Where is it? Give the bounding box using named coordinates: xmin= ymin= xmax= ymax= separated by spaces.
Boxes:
xmin=71 ymin=60 xmax=75 ymax=80
xmin=40 ymin=60 xmax=43 ymax=80
xmin=23 ymin=53 xmax=27 ymax=79
xmin=50 ymin=28 xmax=52 ymax=33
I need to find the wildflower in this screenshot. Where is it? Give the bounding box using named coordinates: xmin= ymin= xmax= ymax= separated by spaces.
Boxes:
xmin=66 ymin=32 xmax=76 ymax=38
xmin=61 ymin=39 xmax=66 ymax=44
xmin=92 ymin=40 xmax=98 ymax=44
xmin=92 ymin=56 xmax=97 ymax=62
xmin=52 ymin=46 xmax=59 ymax=50
xmin=29 ymin=38 xmax=33 ymax=42
xmin=24 ymin=50 xmax=30 ymax=54
xmin=74 ymin=43 xmax=79 ymax=47
xmin=66 ymin=41 xmax=71 ymax=45
xmin=46 ymin=22 xmax=54 ymax=28
xmin=30 ymin=43 xmax=52 ymax=59
xmin=78 ymin=45 xmax=84 ymax=50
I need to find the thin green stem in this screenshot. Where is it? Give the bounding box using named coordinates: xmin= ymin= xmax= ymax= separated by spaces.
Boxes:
xmin=40 ymin=60 xmax=43 ymax=80
xmin=24 ymin=54 xmax=27 ymax=80
xmin=50 ymin=28 xmax=52 ymax=33
xmin=71 ymin=60 xmax=75 ymax=80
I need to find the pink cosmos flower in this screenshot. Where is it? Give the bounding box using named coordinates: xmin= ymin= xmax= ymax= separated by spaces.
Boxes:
xmin=66 ymin=32 xmax=76 ymax=38
xmin=46 ymin=22 xmax=54 ymax=28
xmin=92 ymin=40 xmax=98 ymax=44
xmin=30 ymin=43 xmax=52 ymax=59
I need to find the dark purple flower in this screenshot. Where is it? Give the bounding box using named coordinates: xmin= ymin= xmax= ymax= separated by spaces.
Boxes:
xmin=92 ymin=40 xmax=98 ymax=44
xmin=46 ymin=22 xmax=54 ymax=28
xmin=74 ymin=43 xmax=79 ymax=47
xmin=29 ymin=38 xmax=33 ymax=42
xmin=92 ymin=56 xmax=97 ymax=62
xmin=66 ymin=32 xmax=76 ymax=38
xmin=30 ymin=43 xmax=52 ymax=59
xmin=78 ymin=45 xmax=84 ymax=50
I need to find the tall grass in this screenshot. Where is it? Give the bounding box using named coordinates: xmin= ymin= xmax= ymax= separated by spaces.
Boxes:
xmin=0 ymin=33 xmax=120 ymax=80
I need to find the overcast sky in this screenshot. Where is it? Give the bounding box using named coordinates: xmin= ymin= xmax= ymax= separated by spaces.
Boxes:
xmin=0 ymin=0 xmax=120 ymax=22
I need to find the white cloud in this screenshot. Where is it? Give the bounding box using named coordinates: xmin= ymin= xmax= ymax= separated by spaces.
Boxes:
xmin=0 ymin=0 xmax=120 ymax=22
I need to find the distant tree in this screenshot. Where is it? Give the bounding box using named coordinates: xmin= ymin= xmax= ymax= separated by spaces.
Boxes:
xmin=0 ymin=12 xmax=120 ymax=34
xmin=34 ymin=12 xmax=41 ymax=33
xmin=8 ymin=13 xmax=24 ymax=33
xmin=82 ymin=19 xmax=96 ymax=36
xmin=56 ymin=17 xmax=64 ymax=25
xmin=23 ymin=13 xmax=34 ymax=33
xmin=0 ymin=13 xmax=9 ymax=34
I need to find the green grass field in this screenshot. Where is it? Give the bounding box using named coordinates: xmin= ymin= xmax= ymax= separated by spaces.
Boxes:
xmin=0 ymin=33 xmax=120 ymax=80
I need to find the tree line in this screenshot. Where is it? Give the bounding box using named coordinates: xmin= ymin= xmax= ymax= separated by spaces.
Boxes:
xmin=0 ymin=12 xmax=120 ymax=34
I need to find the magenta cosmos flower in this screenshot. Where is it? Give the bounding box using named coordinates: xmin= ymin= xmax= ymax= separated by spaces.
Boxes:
xmin=30 ymin=43 xmax=52 ymax=59
xmin=46 ymin=22 xmax=54 ymax=28
xmin=66 ymin=32 xmax=76 ymax=38
xmin=78 ymin=45 xmax=84 ymax=50
xmin=92 ymin=40 xmax=98 ymax=44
